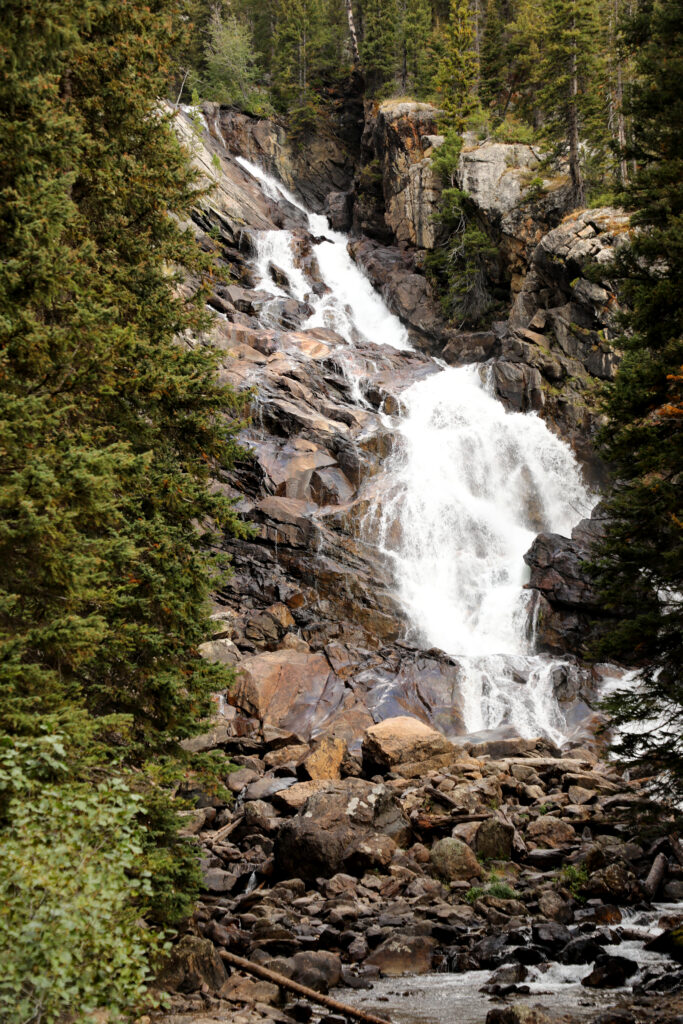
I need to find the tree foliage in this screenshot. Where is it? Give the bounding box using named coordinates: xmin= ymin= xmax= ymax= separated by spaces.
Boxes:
xmin=0 ymin=0 xmax=249 ymax=1014
xmin=591 ymin=0 xmax=683 ymax=798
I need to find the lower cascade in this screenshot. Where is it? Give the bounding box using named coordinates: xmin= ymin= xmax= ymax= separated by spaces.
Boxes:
xmin=235 ymin=156 xmax=596 ymax=745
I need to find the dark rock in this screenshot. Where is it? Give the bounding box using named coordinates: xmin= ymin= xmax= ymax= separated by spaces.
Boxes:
xmin=474 ymin=818 xmax=515 ymax=861
xmin=324 ymin=191 xmax=353 ymax=231
xmin=531 ymin=920 xmax=572 ymax=953
xmin=274 ymin=779 xmax=409 ymax=882
xmin=558 ymin=936 xmax=605 ymax=964
xmin=581 ymin=953 xmax=638 ymax=988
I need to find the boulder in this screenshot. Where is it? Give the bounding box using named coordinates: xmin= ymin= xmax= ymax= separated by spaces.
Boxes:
xmin=474 ymin=819 xmax=514 ymax=861
xmin=274 ymin=779 xmax=409 ymax=882
xmin=430 ymin=837 xmax=483 ymax=882
xmin=157 ymin=935 xmax=227 ymax=993
xmin=365 ymin=934 xmax=437 ymax=977
xmin=583 ymin=862 xmax=642 ymax=904
xmin=362 ymin=716 xmax=454 ymax=773
xmin=581 ymin=954 xmax=638 ymax=988
xmin=301 ymin=736 xmax=347 ymax=781
xmin=526 ymin=815 xmax=576 ymax=849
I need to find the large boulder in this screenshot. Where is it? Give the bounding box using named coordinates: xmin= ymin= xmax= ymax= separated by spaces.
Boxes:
xmin=274 ymin=779 xmax=409 ymax=882
xmin=526 ymin=815 xmax=576 ymax=849
xmin=430 ymin=837 xmax=483 ymax=882
xmin=365 ymin=934 xmax=438 ymax=977
xmin=157 ymin=935 xmax=227 ymax=994
xmin=362 ymin=716 xmax=455 ymax=773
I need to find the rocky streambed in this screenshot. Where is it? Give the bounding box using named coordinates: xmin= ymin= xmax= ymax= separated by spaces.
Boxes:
xmin=155 ymin=106 xmax=683 ymax=1024
xmin=161 ymin=718 xmax=683 ymax=1024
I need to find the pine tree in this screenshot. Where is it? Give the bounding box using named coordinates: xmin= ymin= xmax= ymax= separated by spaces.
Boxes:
xmin=538 ymin=0 xmax=605 ymax=206
xmin=591 ymin=0 xmax=683 ymax=799
xmin=272 ymin=0 xmax=329 ymax=126
xmin=0 ymin=0 xmax=249 ymax=944
xmin=399 ymin=0 xmax=432 ymax=95
xmin=431 ymin=0 xmax=480 ymax=130
xmin=202 ymin=5 xmax=261 ymax=107
xmin=360 ymin=0 xmax=400 ymax=95
xmin=480 ymin=0 xmax=506 ymax=116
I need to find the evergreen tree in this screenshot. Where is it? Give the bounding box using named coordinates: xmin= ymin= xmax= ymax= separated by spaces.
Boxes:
xmin=431 ymin=0 xmax=480 ymax=130
xmin=0 ymin=3 xmax=249 ymax=1007
xmin=272 ymin=0 xmax=329 ymax=126
xmin=480 ymin=0 xmax=506 ymax=116
xmin=360 ymin=0 xmax=400 ymax=95
xmin=202 ymin=5 xmax=261 ymax=108
xmin=591 ymin=0 xmax=683 ymax=798
xmin=538 ymin=0 xmax=605 ymax=206
xmin=400 ymin=0 xmax=433 ymax=95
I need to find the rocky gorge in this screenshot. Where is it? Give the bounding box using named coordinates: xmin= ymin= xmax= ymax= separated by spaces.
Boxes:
xmin=156 ymin=101 xmax=683 ymax=1024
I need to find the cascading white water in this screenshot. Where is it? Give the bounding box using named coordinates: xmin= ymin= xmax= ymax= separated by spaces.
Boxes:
xmin=235 ymin=156 xmax=597 ymax=744
xmin=374 ymin=365 xmax=595 ymax=741
xmin=236 ymin=156 xmax=411 ymax=351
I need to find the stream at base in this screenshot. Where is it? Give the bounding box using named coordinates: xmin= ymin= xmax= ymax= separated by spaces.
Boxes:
xmin=234 ymin=156 xmax=597 ymax=744
xmin=340 ymin=904 xmax=683 ymax=1024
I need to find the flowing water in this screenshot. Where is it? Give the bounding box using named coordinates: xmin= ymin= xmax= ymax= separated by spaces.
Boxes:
xmin=234 ymin=156 xmax=596 ymax=745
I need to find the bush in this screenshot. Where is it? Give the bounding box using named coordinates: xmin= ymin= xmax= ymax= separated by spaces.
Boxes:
xmin=0 ymin=748 xmax=171 ymax=1024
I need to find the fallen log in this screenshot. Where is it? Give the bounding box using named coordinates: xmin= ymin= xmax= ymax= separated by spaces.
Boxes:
xmin=643 ymin=851 xmax=668 ymax=900
xmin=218 ymin=950 xmax=392 ymax=1024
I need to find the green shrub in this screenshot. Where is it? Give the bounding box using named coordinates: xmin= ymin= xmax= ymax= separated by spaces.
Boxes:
xmin=0 ymin=744 xmax=171 ymax=1024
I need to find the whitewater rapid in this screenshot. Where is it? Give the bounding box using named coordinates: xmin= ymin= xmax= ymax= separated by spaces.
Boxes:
xmin=235 ymin=156 xmax=596 ymax=744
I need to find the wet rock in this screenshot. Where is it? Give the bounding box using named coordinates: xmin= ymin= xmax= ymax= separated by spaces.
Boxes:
xmin=582 ymin=953 xmax=638 ymax=988
xmin=362 ymin=716 xmax=454 ymax=773
xmin=645 ymin=925 xmax=683 ymax=963
xmin=531 ymin=920 xmax=572 ymax=953
xmin=558 ymin=936 xmax=605 ymax=964
xmin=365 ymin=934 xmax=437 ymax=977
xmin=158 ymin=935 xmax=227 ymax=993
xmin=484 ymin=962 xmax=529 ymax=989
xmin=430 ymin=837 xmax=483 ymax=882
xmin=324 ymin=191 xmax=353 ymax=231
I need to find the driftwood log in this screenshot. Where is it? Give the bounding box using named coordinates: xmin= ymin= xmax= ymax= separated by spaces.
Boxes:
xmin=218 ymin=950 xmax=392 ymax=1024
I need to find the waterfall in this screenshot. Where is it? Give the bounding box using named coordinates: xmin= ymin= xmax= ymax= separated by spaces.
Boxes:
xmin=235 ymin=157 xmax=597 ymax=744
xmin=236 ymin=156 xmax=411 ymax=351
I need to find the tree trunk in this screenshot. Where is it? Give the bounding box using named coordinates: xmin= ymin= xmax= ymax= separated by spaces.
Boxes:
xmin=568 ymin=30 xmax=584 ymax=207
xmin=219 ymin=950 xmax=392 ymax=1024
xmin=345 ymin=0 xmax=361 ymax=66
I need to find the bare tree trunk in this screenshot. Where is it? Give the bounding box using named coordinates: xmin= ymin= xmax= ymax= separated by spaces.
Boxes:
xmin=219 ymin=951 xmax=392 ymax=1024
xmin=345 ymin=0 xmax=361 ymax=66
xmin=610 ymin=0 xmax=629 ymax=186
xmin=568 ymin=29 xmax=584 ymax=207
